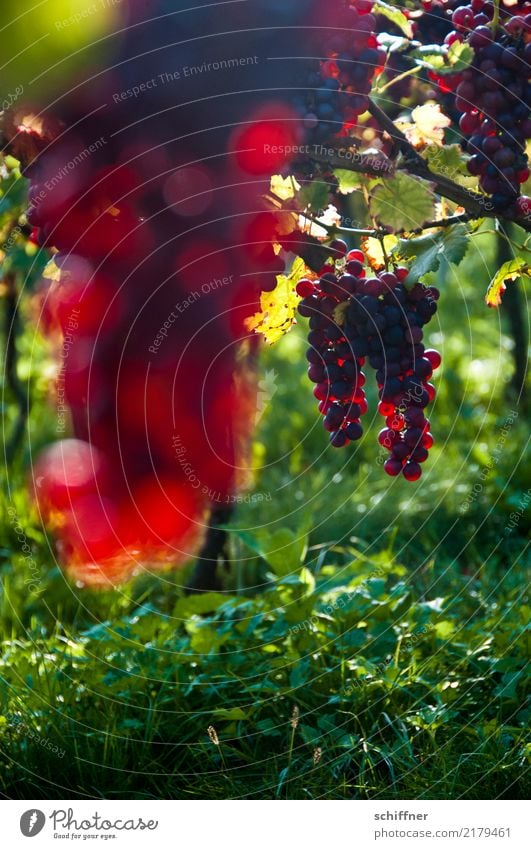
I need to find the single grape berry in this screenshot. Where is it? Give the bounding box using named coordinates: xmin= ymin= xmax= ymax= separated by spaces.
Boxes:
xmin=296 ymin=279 xmax=315 ymax=298
xmin=329 ymin=239 xmax=348 ymax=259
xmin=403 ymin=462 xmax=422 ymax=482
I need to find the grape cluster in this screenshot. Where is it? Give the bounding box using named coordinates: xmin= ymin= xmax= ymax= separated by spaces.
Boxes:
xmin=453 ymin=3 xmax=531 ymax=207
xmin=295 ymin=0 xmax=385 ymax=144
xmin=431 ymin=0 xmax=531 ymax=210
xmin=298 ymin=246 xmax=441 ymax=481
xmin=298 ymin=247 xmax=369 ymax=448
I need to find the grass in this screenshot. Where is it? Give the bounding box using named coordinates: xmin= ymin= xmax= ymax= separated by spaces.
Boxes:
xmin=0 ymin=230 xmax=529 ymax=799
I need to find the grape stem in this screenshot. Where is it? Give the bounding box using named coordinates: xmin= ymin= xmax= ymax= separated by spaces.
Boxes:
xmin=491 ymin=0 xmax=500 ymax=33
xmin=374 ymin=64 xmax=420 ymax=95
xmin=379 ymin=233 xmax=390 ymax=271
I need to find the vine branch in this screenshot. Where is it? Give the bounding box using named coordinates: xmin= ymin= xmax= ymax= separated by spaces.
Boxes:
xmin=368 ymin=99 xmax=426 ymax=168
xmin=312 ymin=99 xmax=531 ymax=234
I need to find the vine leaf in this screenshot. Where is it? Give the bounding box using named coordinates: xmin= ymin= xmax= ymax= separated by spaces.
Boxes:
xmin=424 ymin=143 xmax=478 ymax=188
xmin=334 ymin=169 xmax=367 ymax=195
xmin=486 ymin=258 xmax=531 ymax=308
xmin=394 ymin=224 xmax=469 ymax=284
xmin=370 ymin=172 xmax=435 ymax=232
xmin=245 ymin=257 xmax=306 ymax=344
xmin=411 ymin=41 xmax=474 ymax=75
xmin=298 ymin=181 xmax=330 ymax=212
xmin=373 ymin=1 xmax=413 ymax=38
xmin=270 ymin=174 xmax=298 ymax=201
xmin=42 ymin=256 xmax=63 ymax=282
xmin=396 ymin=104 xmax=451 ymax=148
xmin=362 ymin=235 xmax=399 ymax=271
xmin=298 ymin=204 xmax=341 ymax=240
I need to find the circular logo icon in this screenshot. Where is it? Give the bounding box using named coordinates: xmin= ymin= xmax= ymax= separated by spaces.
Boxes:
xmin=20 ymin=810 xmax=46 ymax=837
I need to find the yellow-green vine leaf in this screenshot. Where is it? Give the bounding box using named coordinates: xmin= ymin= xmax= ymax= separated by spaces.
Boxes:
xmin=42 ymin=256 xmax=62 ymax=282
xmin=361 ymin=235 xmax=399 ymax=271
xmin=270 ymin=174 xmax=299 ymax=201
xmin=245 ymin=257 xmax=307 ymax=344
xmin=373 ymin=2 xmax=413 ymax=38
xmin=486 ymin=259 xmax=531 ymax=308
xmin=411 ymin=41 xmax=474 ymax=75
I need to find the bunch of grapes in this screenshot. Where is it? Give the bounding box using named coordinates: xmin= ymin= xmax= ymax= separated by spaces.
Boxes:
xmin=297 ymin=246 xmax=369 ymax=448
xmin=417 ymin=0 xmax=457 ymax=44
xmin=298 ymin=245 xmax=441 ymax=481
xmin=431 ymin=0 xmax=531 ymax=210
xmin=372 ymin=283 xmax=440 ymax=482
xmin=295 ymin=0 xmax=386 ymax=145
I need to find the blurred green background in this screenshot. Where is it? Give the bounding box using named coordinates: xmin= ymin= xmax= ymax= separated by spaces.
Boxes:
xmin=0 ymin=168 xmax=530 ymax=798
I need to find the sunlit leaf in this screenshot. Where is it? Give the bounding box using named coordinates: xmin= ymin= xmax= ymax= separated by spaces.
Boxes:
xmin=373 ymin=1 xmax=413 ymax=37
xmin=299 ymin=205 xmax=341 ymax=240
xmin=376 ymin=33 xmax=411 ymax=53
xmin=245 ymin=257 xmax=306 ymax=344
xmin=394 ymin=224 xmax=469 ymax=283
xmin=42 ymin=257 xmax=63 ymax=282
xmin=396 ymin=103 xmax=451 ymax=149
xmin=270 ymin=174 xmax=299 ymax=201
xmin=334 ymin=169 xmax=365 ymax=195
xmin=370 ymin=172 xmax=435 ymax=232
xmin=361 ymin=234 xmax=399 ymax=271
xmin=424 ymin=143 xmax=478 ymax=188
xmin=411 ymin=41 xmax=474 ymax=75
xmin=486 ymin=258 xmax=531 ymax=308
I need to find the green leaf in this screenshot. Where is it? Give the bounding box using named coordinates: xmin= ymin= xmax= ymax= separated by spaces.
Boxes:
xmin=424 ymin=144 xmax=477 ymax=188
xmin=486 ymin=258 xmax=531 ymax=308
xmin=370 ymin=173 xmax=435 ymax=232
xmin=494 ymin=670 xmax=524 ymax=701
xmin=0 ymin=174 xmax=28 ymax=220
xmin=262 ymin=528 xmax=309 ymax=577
xmin=373 ymin=1 xmax=413 ymax=38
xmin=425 ymin=144 xmax=466 ymax=176
xmin=228 ymin=525 xmax=309 ymax=578
xmin=334 ymin=169 xmax=366 ymax=195
xmin=299 ymin=566 xmax=316 ymax=595
xmin=212 ymin=707 xmax=249 ymax=721
xmin=435 ymin=621 xmax=455 ymax=639
xmin=447 ymin=40 xmax=475 ymax=72
xmin=411 ymin=41 xmax=474 ymax=75
xmin=174 ymin=593 xmax=231 ymax=618
xmin=394 ymin=224 xmax=469 ymax=283
xmin=290 ymin=658 xmax=311 ymax=688
xmin=298 ymin=181 xmax=330 ymax=212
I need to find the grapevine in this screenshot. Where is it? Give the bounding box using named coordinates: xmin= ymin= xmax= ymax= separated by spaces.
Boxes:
xmin=0 ymin=0 xmax=528 ymax=584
